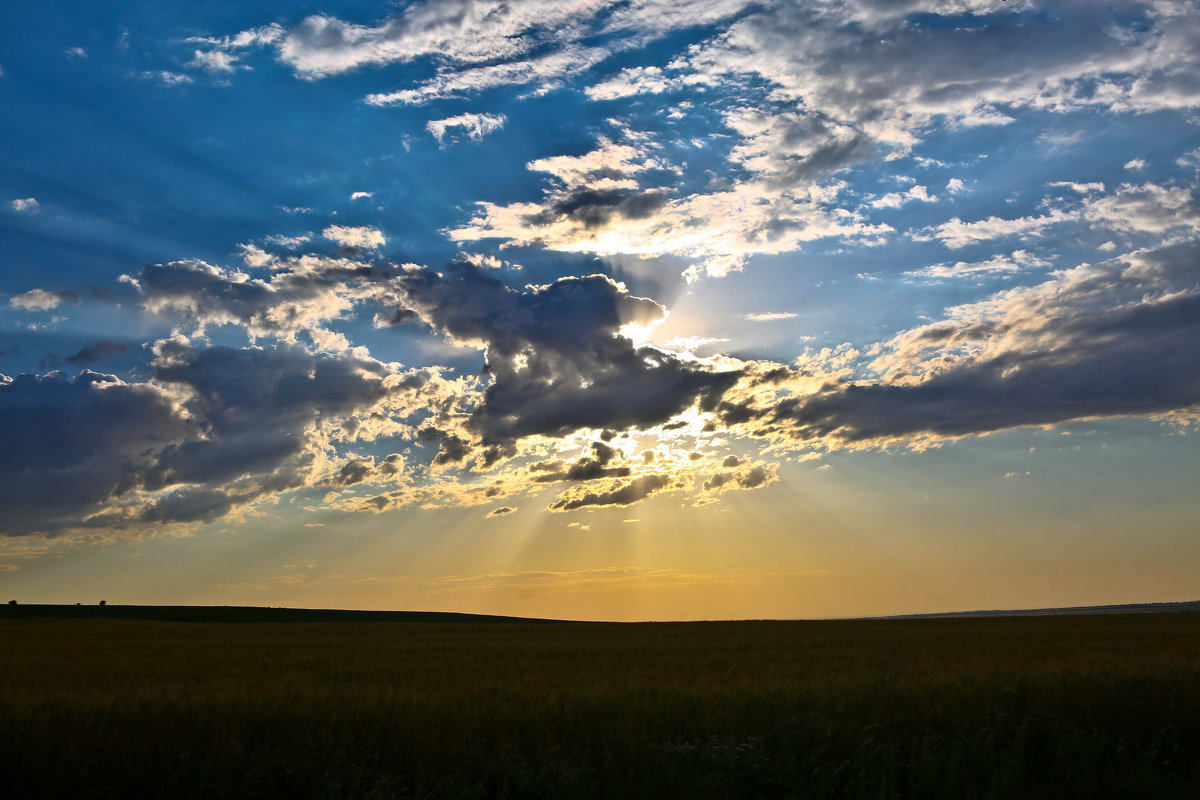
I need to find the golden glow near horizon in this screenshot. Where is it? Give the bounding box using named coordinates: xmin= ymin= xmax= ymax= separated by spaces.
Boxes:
xmin=6 ymin=425 xmax=1199 ymax=620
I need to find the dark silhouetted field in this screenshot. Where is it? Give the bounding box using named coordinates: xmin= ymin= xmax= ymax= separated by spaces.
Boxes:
xmin=2 ymin=609 xmax=1199 ymax=798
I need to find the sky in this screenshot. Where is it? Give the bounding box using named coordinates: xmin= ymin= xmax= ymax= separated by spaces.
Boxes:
xmin=2 ymin=0 xmax=1199 ymax=621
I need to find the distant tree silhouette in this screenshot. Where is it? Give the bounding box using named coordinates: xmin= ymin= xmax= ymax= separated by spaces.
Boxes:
xmin=7 ymin=600 xmax=15 ymax=606
xmin=99 ymin=600 xmax=106 ymax=606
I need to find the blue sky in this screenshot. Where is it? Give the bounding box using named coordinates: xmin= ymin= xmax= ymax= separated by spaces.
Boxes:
xmin=2 ymin=0 xmax=1199 ymax=619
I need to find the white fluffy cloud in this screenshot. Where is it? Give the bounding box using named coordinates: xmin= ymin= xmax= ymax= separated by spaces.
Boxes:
xmin=871 ymin=185 xmax=937 ymax=209
xmin=1082 ymin=183 xmax=1200 ymax=234
xmin=323 ymin=225 xmax=385 ymax=249
xmin=9 ymin=288 xmax=62 ymax=311
xmin=449 ymin=136 xmax=891 ymax=280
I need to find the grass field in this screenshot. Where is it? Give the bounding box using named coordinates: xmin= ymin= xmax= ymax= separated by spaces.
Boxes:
xmin=2 ymin=611 xmax=1199 ymax=798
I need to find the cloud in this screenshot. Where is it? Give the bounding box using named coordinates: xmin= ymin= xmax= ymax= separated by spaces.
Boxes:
xmin=744 ymin=312 xmax=797 ymax=322
xmin=551 ymin=1 xmax=1200 ymax=276
xmin=264 ymin=233 xmax=313 ymax=248
xmin=14 ymin=255 xmax=739 ymax=522
xmin=276 ymin=4 xmax=590 ymax=77
xmin=384 ymin=2 xmax=1194 ymax=280
xmin=871 ymin=185 xmax=937 ymax=209
xmin=918 ymin=210 xmax=1077 ymax=249
xmin=186 ymin=49 xmax=242 ymax=74
xmin=532 ymin=441 xmax=632 ymax=483
xmin=1050 ymin=181 xmax=1105 ymax=195
xmin=211 ymin=0 xmax=750 ymax=104
xmin=486 ymin=506 xmax=516 ymax=517
xmin=449 ymin=136 xmax=891 ymax=280
xmin=675 ymin=0 xmax=1200 ymax=139
xmin=139 ymin=71 xmax=193 ymax=86
xmin=585 ymin=65 xmax=686 ymax=101
xmin=0 ymin=341 xmax=442 ymax=537
xmin=1125 ymin=158 xmax=1148 ymax=171
xmin=113 ymin=254 xmax=745 ymax=517
xmin=183 ymin=24 xmax=284 ymax=74
xmin=10 ymin=198 xmax=38 ymax=212
xmin=127 ymin=256 xmax=376 ymax=338
xmin=63 ymin=339 xmax=131 ymax=366
xmin=548 ymin=474 xmax=672 ymax=511
xmin=9 ymin=289 xmax=65 ymax=311
xmin=735 ymin=239 xmax=1200 ymax=446
xmin=909 ymin=182 xmax=1199 ymax=251
xmin=722 ymin=108 xmax=876 ymax=189
xmin=661 ymin=335 xmax=729 ymax=351
xmin=426 ymin=112 xmax=506 ymax=144
xmin=350 ymin=192 xmax=373 ymax=200
xmin=323 ymin=225 xmax=385 ymax=249
xmin=905 ymin=250 xmax=1050 ymax=280
xmin=1081 ymin=182 xmax=1200 ymax=234
xmin=366 ymin=45 xmax=609 ymax=105
xmin=0 ymin=370 xmax=195 ymax=536
xmin=701 ymin=461 xmax=778 ymax=494
xmin=326 ymin=453 xmax=405 ymax=488
xmin=389 ymin=263 xmax=743 ymax=458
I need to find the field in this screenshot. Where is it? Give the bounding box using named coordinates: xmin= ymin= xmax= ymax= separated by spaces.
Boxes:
xmin=2 ymin=610 xmax=1199 ymax=798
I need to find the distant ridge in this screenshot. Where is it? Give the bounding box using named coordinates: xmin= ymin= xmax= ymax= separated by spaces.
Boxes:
xmin=4 ymin=600 xmax=1200 ymax=624
xmin=876 ymin=600 xmax=1200 ymax=620
xmin=1 ymin=604 xmax=561 ymax=624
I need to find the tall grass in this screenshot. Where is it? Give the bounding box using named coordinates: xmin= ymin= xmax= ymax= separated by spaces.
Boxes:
xmin=2 ymin=614 xmax=1198 ymax=798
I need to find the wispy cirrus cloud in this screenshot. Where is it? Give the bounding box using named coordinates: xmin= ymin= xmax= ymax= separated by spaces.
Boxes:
xmin=426 ymin=113 xmax=506 ymax=145
xmin=905 ymin=250 xmax=1050 ymax=281
xmin=915 ymin=210 xmax=1079 ymax=249
xmin=744 ymin=312 xmax=796 ymax=322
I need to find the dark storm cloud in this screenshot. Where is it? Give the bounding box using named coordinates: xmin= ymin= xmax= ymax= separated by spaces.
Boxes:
xmin=533 ymin=441 xmax=632 ymax=482
xmin=393 ymin=264 xmax=743 ymax=452
xmin=548 ymin=474 xmax=671 ymax=511
xmin=328 ymin=457 xmax=374 ymax=488
xmin=773 ymin=300 xmax=1200 ymax=441
xmin=326 ymin=454 xmax=404 ymax=488
xmin=702 ymin=462 xmax=774 ymax=493
xmin=417 ymin=425 xmax=472 ymax=465
xmin=744 ymin=240 xmax=1200 ymax=444
xmin=0 ymin=343 xmax=416 ymax=536
xmin=0 ymin=370 xmax=193 ymax=536
xmin=17 ymin=257 xmax=743 ymax=503
xmin=145 ymin=342 xmax=400 ymax=491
